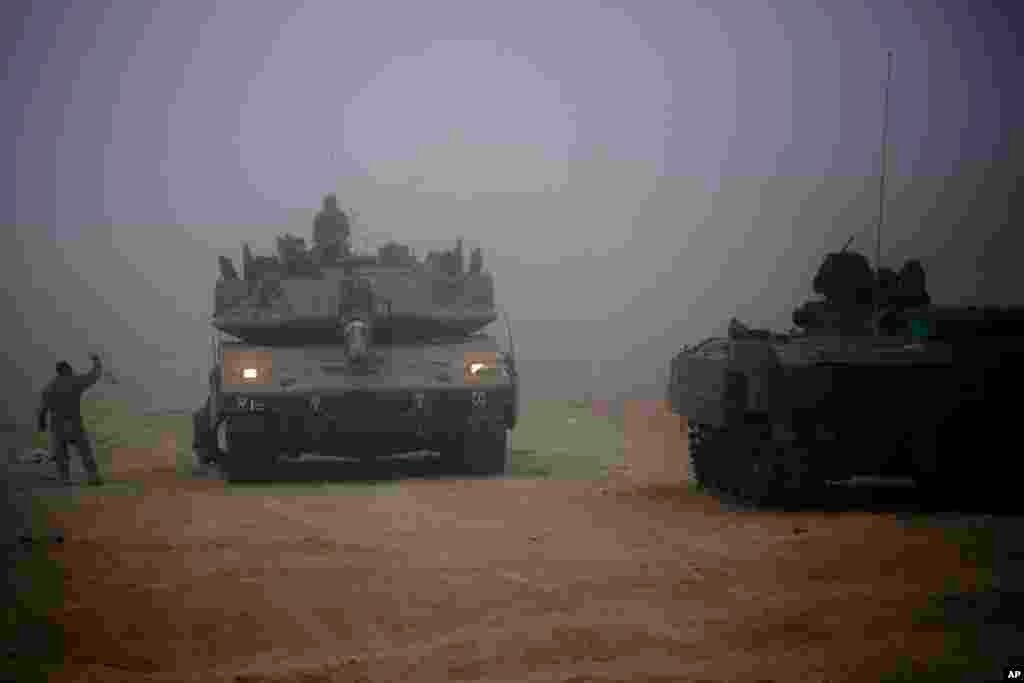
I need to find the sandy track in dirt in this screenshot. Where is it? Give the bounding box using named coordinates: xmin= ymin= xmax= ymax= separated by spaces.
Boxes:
xmin=42 ymin=401 xmax=981 ymax=682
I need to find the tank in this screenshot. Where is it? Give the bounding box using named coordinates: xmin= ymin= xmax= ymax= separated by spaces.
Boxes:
xmin=192 ymin=199 xmax=519 ymax=480
xmin=666 ymin=246 xmax=1023 ymax=508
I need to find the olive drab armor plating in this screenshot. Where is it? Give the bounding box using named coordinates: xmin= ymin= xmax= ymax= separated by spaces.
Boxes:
xmin=193 ymin=194 xmax=518 ymax=481
xmin=667 ymin=249 xmax=1024 ymax=509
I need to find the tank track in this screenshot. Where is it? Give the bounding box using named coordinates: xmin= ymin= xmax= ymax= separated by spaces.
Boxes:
xmin=688 ymin=421 xmax=829 ymax=509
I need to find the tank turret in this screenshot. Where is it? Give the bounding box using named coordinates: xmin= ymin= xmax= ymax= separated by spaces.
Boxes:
xmin=210 ymin=196 xmax=498 ymax=345
xmin=792 ymin=236 xmax=933 ymax=336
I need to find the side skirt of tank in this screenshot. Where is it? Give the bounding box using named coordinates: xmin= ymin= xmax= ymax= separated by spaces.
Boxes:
xmin=688 ymin=418 xmax=832 ymax=508
xmin=689 ymin=405 xmax=957 ymax=508
xmin=762 ymin=413 xmax=927 ymax=481
xmin=304 ymin=433 xmax=452 ymax=459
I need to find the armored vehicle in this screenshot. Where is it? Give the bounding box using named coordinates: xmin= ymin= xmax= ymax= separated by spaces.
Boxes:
xmin=192 ymin=201 xmax=518 ymax=479
xmin=667 ymin=247 xmax=1023 ymax=507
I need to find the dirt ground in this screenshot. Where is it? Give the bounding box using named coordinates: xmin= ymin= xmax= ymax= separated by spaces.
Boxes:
xmin=38 ymin=400 xmax=989 ymax=682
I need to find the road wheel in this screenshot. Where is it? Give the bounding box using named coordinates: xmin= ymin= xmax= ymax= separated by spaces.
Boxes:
xmin=697 ymin=420 xmax=827 ymax=509
xmin=192 ymin=445 xmax=217 ymax=468
xmin=449 ymin=423 xmax=509 ymax=477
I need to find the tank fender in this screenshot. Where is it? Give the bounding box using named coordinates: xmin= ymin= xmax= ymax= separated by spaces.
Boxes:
xmin=668 ymin=348 xmax=729 ymax=427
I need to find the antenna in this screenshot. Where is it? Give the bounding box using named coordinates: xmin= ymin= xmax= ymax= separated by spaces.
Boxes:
xmin=875 ymin=50 xmax=892 ymax=274
xmin=873 ymin=50 xmax=893 ymax=334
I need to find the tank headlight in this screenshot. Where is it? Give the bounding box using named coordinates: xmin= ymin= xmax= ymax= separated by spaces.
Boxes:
xmin=466 ymin=361 xmax=503 ymax=380
xmin=222 ymin=348 xmax=273 ymax=384
xmin=463 ymin=351 xmax=503 ymax=383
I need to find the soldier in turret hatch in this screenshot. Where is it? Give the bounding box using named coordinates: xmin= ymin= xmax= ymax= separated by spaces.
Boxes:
xmin=218 ymin=255 xmax=239 ymax=280
xmin=795 ymin=249 xmax=877 ymax=334
xmin=893 ymin=259 xmax=930 ymax=308
xmin=813 ymin=250 xmax=876 ymax=309
xmin=313 ymin=194 xmax=351 ymax=264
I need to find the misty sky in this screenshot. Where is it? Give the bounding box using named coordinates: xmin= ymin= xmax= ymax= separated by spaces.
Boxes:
xmin=3 ymin=0 xmax=1022 ymax=420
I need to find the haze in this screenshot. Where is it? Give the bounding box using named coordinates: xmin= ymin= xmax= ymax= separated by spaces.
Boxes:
xmin=3 ymin=0 xmax=1022 ymax=421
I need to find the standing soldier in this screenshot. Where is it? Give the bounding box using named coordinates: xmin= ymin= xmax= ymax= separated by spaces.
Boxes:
xmin=313 ymin=194 xmax=351 ymax=264
xmin=37 ymin=354 xmax=105 ymax=486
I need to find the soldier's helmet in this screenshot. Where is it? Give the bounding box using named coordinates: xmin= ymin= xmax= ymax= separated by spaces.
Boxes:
xmin=895 ymin=259 xmax=929 ymax=307
xmin=813 ymin=250 xmax=875 ymax=307
xmin=899 ymin=259 xmax=926 ymax=289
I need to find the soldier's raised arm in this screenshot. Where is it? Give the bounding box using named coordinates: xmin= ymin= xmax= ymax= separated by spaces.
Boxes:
xmin=78 ymin=353 xmax=103 ymax=391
